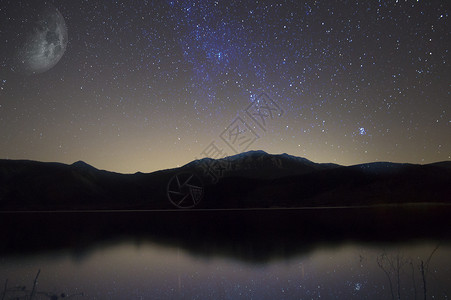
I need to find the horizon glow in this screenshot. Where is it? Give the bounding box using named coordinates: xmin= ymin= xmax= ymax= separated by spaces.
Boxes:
xmin=0 ymin=0 xmax=449 ymax=173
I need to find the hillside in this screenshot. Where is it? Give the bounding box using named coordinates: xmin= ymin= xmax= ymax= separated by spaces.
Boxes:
xmin=0 ymin=152 xmax=450 ymax=210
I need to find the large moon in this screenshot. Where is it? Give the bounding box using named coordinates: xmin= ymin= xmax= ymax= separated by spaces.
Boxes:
xmin=14 ymin=4 xmax=68 ymax=75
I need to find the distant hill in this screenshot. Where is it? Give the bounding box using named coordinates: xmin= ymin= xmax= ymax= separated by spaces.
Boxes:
xmin=0 ymin=152 xmax=450 ymax=210
xmin=182 ymin=150 xmax=340 ymax=180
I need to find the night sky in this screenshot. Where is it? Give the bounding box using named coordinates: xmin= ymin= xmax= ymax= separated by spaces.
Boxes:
xmin=0 ymin=0 xmax=449 ymax=173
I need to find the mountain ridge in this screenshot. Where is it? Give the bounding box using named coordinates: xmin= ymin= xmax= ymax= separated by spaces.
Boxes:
xmin=0 ymin=151 xmax=450 ymax=210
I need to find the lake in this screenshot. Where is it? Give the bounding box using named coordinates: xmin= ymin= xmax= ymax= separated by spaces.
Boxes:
xmin=1 ymin=207 xmax=450 ymax=299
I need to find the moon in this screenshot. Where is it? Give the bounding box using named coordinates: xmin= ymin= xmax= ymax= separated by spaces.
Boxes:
xmin=14 ymin=4 xmax=68 ymax=75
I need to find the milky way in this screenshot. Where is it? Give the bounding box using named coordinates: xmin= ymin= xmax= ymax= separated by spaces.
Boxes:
xmin=0 ymin=0 xmax=449 ymax=173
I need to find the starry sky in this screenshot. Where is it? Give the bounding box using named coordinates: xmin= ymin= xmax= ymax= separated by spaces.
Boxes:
xmin=0 ymin=0 xmax=449 ymax=173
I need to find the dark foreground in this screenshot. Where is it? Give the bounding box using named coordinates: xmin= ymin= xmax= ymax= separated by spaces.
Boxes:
xmin=1 ymin=154 xmax=450 ymax=211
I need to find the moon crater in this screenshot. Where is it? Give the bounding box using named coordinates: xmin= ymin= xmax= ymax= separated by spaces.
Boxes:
xmin=14 ymin=5 xmax=68 ymax=75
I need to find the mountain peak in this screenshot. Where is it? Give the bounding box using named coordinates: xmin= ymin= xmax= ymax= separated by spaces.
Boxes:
xmin=226 ymin=150 xmax=268 ymax=159
xmin=72 ymin=160 xmax=96 ymax=170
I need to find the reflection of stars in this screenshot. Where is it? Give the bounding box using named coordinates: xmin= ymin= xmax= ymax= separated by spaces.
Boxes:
xmin=359 ymin=254 xmax=365 ymax=264
xmin=0 ymin=79 xmax=6 ymax=92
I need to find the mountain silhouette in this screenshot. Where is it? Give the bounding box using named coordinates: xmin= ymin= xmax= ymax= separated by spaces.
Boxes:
xmin=184 ymin=150 xmax=340 ymax=179
xmin=0 ymin=152 xmax=450 ymax=210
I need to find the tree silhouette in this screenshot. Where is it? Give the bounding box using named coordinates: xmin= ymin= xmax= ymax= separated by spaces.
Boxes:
xmin=376 ymin=245 xmax=441 ymax=300
xmin=1 ymin=270 xmax=83 ymax=300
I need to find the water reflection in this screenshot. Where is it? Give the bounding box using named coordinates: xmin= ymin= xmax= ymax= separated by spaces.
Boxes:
xmin=2 ymin=241 xmax=449 ymax=299
xmin=1 ymin=269 xmax=84 ymax=299
xmin=1 ymin=207 xmax=450 ymax=299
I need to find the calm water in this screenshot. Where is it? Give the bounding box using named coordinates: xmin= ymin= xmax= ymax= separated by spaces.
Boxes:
xmin=1 ymin=208 xmax=450 ymax=299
